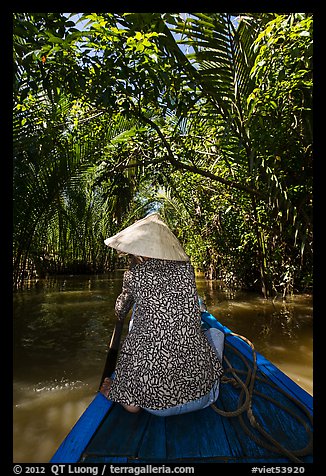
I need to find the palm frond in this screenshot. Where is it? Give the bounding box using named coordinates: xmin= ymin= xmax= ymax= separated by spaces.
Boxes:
xmin=173 ymin=13 xmax=261 ymax=123
xmin=13 ymin=89 xmax=147 ymax=285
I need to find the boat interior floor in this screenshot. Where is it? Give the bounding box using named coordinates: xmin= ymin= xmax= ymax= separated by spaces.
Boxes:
xmin=81 ymin=339 xmax=313 ymax=464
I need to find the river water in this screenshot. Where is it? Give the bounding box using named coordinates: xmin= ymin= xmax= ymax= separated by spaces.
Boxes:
xmin=13 ymin=272 xmax=313 ymax=463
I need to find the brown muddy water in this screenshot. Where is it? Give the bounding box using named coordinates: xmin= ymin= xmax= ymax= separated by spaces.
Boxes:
xmin=13 ymin=272 xmax=313 ymax=463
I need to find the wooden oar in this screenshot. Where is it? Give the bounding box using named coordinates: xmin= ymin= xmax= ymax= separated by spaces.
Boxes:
xmin=99 ymin=318 xmax=124 ymax=390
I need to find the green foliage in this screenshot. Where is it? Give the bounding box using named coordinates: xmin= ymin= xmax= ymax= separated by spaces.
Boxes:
xmin=13 ymin=12 xmax=313 ymax=297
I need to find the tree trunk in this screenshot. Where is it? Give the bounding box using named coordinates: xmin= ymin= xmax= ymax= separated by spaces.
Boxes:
xmin=251 ymin=196 xmax=272 ymax=299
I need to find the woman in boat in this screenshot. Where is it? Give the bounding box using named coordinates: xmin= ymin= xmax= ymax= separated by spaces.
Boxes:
xmin=100 ymin=212 xmax=224 ymax=416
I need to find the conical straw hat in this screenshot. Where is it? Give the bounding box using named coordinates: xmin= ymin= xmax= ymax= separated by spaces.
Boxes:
xmin=104 ymin=213 xmax=189 ymax=261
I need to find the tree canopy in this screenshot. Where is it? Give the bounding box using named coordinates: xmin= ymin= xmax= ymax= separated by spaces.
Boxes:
xmin=13 ymin=12 xmax=313 ymax=297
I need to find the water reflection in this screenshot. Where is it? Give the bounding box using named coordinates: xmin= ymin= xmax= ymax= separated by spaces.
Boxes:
xmin=13 ymin=383 xmax=95 ymax=463
xmin=196 ymin=277 xmax=313 ymax=396
xmin=13 ymin=273 xmax=313 ymax=463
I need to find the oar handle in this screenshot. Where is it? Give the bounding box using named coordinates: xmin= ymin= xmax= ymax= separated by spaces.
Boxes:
xmin=109 ymin=318 xmax=124 ymax=350
xmin=99 ymin=318 xmax=124 ymax=390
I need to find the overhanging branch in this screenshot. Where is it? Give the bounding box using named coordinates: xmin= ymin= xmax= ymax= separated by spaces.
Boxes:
xmin=138 ymin=113 xmax=263 ymax=198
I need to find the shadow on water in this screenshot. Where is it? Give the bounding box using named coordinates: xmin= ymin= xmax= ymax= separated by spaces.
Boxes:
xmin=13 ymin=273 xmax=312 ymax=463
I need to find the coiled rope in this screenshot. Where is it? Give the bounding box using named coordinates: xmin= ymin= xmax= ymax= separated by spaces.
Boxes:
xmin=210 ymin=332 xmax=313 ymax=463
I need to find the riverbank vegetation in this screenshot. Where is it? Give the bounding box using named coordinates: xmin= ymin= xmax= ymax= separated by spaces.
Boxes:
xmin=13 ymin=13 xmax=313 ymax=297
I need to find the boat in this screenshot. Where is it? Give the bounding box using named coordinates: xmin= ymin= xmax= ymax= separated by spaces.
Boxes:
xmin=50 ymin=310 xmax=313 ymax=464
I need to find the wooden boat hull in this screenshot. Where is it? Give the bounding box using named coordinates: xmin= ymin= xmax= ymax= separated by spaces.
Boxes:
xmin=50 ymin=312 xmax=313 ymax=463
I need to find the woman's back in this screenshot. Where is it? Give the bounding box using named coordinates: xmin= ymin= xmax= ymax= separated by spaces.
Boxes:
xmin=109 ymin=258 xmax=223 ymax=410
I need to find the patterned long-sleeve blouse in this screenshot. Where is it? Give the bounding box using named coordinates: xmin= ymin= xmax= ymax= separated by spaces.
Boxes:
xmin=108 ymin=258 xmax=223 ymax=410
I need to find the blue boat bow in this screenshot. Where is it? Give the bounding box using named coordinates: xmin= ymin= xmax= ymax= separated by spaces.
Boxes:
xmin=50 ymin=311 xmax=313 ymax=464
